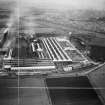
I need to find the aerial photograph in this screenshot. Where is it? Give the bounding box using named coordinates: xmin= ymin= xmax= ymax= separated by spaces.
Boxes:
xmin=0 ymin=0 xmax=105 ymax=105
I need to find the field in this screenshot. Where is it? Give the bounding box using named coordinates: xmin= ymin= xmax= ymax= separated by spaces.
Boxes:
xmin=0 ymin=1 xmax=105 ymax=38
xmin=19 ymin=8 xmax=105 ymax=37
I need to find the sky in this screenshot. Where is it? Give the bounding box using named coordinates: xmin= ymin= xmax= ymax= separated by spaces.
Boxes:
xmin=1 ymin=0 xmax=105 ymax=10
xmin=19 ymin=0 xmax=105 ymax=10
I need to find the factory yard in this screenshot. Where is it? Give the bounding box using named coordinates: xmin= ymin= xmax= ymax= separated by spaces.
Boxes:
xmin=2 ymin=36 xmax=93 ymax=76
xmin=8 ymin=37 xmax=86 ymax=61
